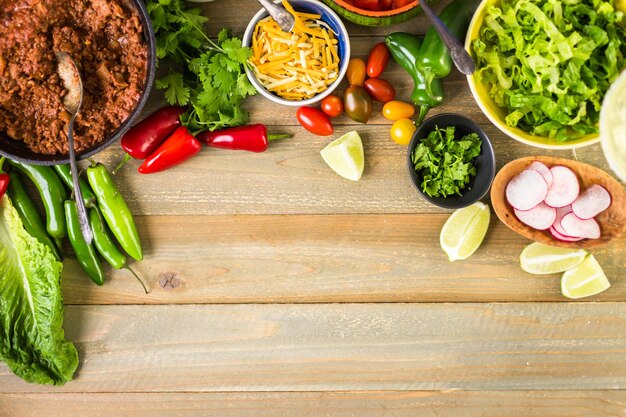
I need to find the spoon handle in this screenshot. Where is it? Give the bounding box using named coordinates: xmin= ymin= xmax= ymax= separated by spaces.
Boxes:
xmin=255 ymin=0 xmax=295 ymax=32
xmin=420 ymin=1 xmax=475 ymax=75
xmin=67 ymin=115 xmax=93 ymax=245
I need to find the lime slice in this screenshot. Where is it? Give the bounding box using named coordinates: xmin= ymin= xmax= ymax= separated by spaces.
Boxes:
xmin=600 ymin=69 xmax=626 ymax=182
xmin=320 ymin=131 xmax=364 ymax=181
xmin=520 ymin=243 xmax=587 ymax=275
xmin=561 ymin=254 xmax=610 ymax=299
xmin=440 ymin=202 xmax=490 ymax=262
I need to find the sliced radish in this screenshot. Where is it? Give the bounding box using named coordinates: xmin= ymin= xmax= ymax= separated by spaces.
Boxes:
xmin=527 ymin=161 xmax=553 ymax=189
xmin=506 ymin=169 xmax=548 ymax=211
xmin=552 ymin=205 xmax=575 ymax=237
xmin=561 ymin=213 xmax=601 ymax=239
xmin=514 ymin=202 xmax=557 ymax=230
xmin=571 ymin=184 xmax=612 ymax=219
xmin=544 ymin=166 xmax=579 ymax=208
xmin=549 ymin=226 xmax=585 ymax=242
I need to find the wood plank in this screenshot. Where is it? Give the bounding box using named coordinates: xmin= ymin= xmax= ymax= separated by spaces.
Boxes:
xmin=61 ymin=214 xmax=626 ymax=304
xmin=1 ymin=390 xmax=625 ymax=417
xmin=2 ymin=303 xmax=626 ymax=392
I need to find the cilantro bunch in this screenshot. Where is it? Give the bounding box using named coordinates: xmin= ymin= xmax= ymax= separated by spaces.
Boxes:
xmin=411 ymin=126 xmax=482 ymax=198
xmin=147 ymin=0 xmax=257 ymax=132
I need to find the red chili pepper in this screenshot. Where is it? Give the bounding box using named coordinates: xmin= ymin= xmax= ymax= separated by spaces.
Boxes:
xmin=196 ymin=124 xmax=290 ymax=153
xmin=115 ymin=106 xmax=185 ymax=173
xmin=137 ymin=126 xmax=202 ymax=174
xmin=0 ymin=157 xmax=9 ymax=199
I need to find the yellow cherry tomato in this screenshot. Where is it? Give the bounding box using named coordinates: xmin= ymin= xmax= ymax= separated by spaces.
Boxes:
xmin=346 ymin=58 xmax=367 ymax=86
xmin=390 ymin=119 xmax=416 ymax=146
xmin=382 ymin=100 xmax=415 ymax=121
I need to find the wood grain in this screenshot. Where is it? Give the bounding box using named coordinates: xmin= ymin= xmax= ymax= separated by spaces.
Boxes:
xmin=1 ymin=390 xmax=625 ymax=417
xmin=1 ymin=303 xmax=626 ymax=392
xmin=60 ymin=214 xmax=626 ymax=304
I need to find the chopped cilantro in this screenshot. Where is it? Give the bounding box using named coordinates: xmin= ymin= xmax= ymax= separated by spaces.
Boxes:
xmin=146 ymin=0 xmax=257 ymax=133
xmin=411 ymin=126 xmax=482 ymax=198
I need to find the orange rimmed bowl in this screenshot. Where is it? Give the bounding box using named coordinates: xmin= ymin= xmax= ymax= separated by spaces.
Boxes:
xmin=320 ymin=0 xmax=431 ymax=27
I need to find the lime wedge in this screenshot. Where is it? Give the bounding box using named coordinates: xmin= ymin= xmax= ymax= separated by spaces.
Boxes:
xmin=520 ymin=243 xmax=587 ymax=275
xmin=320 ymin=131 xmax=364 ymax=181
xmin=561 ymin=254 xmax=610 ymax=299
xmin=440 ymin=202 xmax=490 ymax=262
xmin=600 ymin=69 xmax=626 ymax=182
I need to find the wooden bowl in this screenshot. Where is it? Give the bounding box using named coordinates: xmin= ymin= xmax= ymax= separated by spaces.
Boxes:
xmin=490 ymin=156 xmax=626 ymax=248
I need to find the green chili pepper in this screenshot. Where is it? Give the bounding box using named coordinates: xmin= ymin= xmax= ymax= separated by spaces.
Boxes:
xmin=53 ymin=164 xmax=97 ymax=208
xmin=7 ymin=172 xmax=63 ymax=261
xmin=65 ymin=200 xmax=104 ymax=285
xmin=385 ymin=32 xmax=444 ymax=125
xmin=416 ymin=0 xmax=480 ymax=87
xmin=86 ymin=163 xmax=143 ymax=261
xmin=8 ymin=160 xmax=68 ymax=239
xmin=89 ymin=208 xmax=149 ymax=294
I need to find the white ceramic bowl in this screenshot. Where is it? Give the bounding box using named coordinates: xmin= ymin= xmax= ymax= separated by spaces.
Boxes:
xmin=242 ymin=0 xmax=350 ymax=107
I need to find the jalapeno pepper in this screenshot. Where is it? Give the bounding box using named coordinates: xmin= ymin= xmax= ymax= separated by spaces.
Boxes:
xmin=89 ymin=207 xmax=148 ymax=294
xmin=385 ymin=32 xmax=444 ymax=125
xmin=416 ymin=0 xmax=480 ymax=88
xmin=138 ymin=126 xmax=202 ymax=174
xmin=9 ymin=159 xmax=68 ymax=238
xmin=0 ymin=157 xmax=9 ymax=200
xmin=65 ymin=200 xmax=104 ymax=285
xmin=53 ymin=164 xmax=97 ymax=208
xmin=86 ymin=162 xmax=143 ymax=261
xmin=6 ymin=172 xmax=62 ymax=261
xmin=196 ymin=124 xmax=290 ymax=153
xmin=115 ymin=106 xmax=186 ymax=172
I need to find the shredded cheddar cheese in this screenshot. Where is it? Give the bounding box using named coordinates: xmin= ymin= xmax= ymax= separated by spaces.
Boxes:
xmin=249 ymin=1 xmax=340 ymax=100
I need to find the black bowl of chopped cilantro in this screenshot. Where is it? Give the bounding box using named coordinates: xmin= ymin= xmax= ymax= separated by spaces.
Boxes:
xmin=407 ymin=113 xmax=495 ymax=209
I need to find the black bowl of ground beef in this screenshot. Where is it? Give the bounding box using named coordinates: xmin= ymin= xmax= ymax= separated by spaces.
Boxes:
xmin=0 ymin=0 xmax=156 ymax=165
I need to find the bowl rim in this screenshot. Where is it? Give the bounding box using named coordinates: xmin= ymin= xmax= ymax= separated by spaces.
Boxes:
xmin=464 ymin=0 xmax=600 ymax=151
xmin=0 ymin=0 xmax=157 ymax=166
xmin=330 ymin=0 xmax=419 ymax=17
xmin=406 ymin=112 xmax=496 ymax=209
xmin=242 ymin=0 xmax=351 ymax=107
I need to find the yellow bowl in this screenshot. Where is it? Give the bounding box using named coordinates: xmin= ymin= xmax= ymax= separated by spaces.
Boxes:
xmin=465 ymin=0 xmax=600 ymax=150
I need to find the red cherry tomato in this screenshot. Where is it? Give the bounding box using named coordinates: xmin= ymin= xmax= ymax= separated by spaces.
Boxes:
xmin=379 ymin=0 xmax=393 ymax=10
xmin=346 ymin=58 xmax=367 ymax=87
xmin=366 ymin=42 xmax=391 ymax=78
xmin=296 ymin=106 xmax=334 ymax=136
xmin=320 ymin=94 xmax=344 ymax=118
xmin=344 ymin=86 xmax=373 ymax=124
xmin=352 ymin=0 xmax=380 ymax=10
xmin=363 ymin=78 xmax=396 ymax=103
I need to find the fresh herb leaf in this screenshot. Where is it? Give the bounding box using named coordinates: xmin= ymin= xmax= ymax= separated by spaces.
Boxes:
xmin=156 ymin=71 xmax=190 ymax=105
xmin=412 ymin=126 xmax=482 ymax=198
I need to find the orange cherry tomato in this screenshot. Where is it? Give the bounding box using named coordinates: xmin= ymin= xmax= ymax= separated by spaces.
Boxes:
xmin=363 ymin=78 xmax=395 ymax=103
xmin=320 ymin=94 xmax=344 ymax=118
xmin=382 ymin=100 xmax=415 ymax=121
xmin=346 ymin=58 xmax=367 ymax=86
xmin=366 ymin=42 xmax=391 ymax=78
xmin=390 ymin=118 xmax=416 ymax=146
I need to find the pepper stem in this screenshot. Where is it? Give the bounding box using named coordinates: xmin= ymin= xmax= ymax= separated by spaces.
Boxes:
xmin=268 ymin=133 xmax=292 ymax=141
xmin=124 ymin=264 xmax=149 ymax=294
xmin=0 ymin=156 xmax=5 ymax=173
xmin=416 ymin=106 xmax=430 ymax=126
xmin=113 ymin=154 xmax=133 ymax=175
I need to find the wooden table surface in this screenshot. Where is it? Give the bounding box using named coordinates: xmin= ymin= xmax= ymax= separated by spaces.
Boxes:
xmin=1 ymin=0 xmax=626 ymax=415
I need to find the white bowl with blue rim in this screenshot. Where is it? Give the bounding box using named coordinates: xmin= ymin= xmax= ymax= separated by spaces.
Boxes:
xmin=242 ymin=0 xmax=351 ymax=107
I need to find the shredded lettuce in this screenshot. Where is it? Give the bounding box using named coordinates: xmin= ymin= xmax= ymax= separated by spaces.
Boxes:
xmin=472 ymin=0 xmax=626 ymax=140
xmin=0 ymin=196 xmax=77 ymax=385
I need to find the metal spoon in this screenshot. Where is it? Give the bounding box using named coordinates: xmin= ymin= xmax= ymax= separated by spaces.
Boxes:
xmin=255 ymin=0 xmax=295 ymax=32
xmin=55 ymin=51 xmax=93 ymax=244
xmin=419 ymin=0 xmax=475 ymax=75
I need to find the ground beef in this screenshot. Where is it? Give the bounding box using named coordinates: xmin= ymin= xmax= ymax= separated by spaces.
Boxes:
xmin=0 ymin=0 xmax=148 ymax=155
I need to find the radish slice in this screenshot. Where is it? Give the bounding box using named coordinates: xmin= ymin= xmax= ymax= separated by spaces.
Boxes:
xmin=561 ymin=213 xmax=601 ymax=239
xmin=514 ymin=202 xmax=557 ymax=230
xmin=571 ymin=184 xmax=612 ymax=219
xmin=552 ymin=206 xmax=575 ymax=237
xmin=549 ymin=226 xmax=585 ymax=242
xmin=544 ymin=166 xmax=580 ymax=208
xmin=506 ymin=169 xmax=548 ymax=211
xmin=527 ymin=161 xmax=553 ymax=189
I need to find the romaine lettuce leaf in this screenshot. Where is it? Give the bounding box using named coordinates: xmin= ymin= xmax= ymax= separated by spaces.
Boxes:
xmin=0 ymin=196 xmax=77 ymax=385
xmin=473 ymin=0 xmax=626 ymax=140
